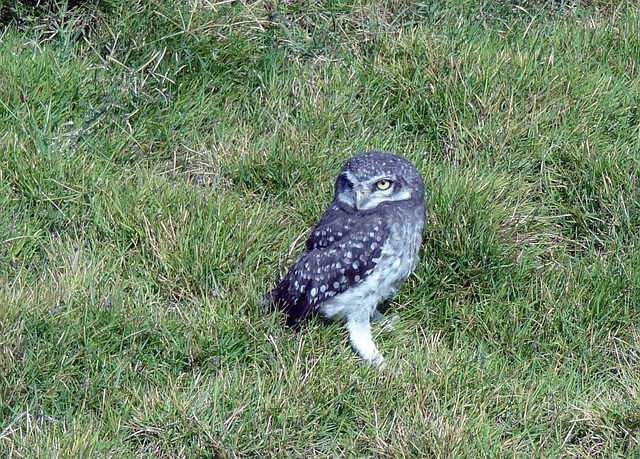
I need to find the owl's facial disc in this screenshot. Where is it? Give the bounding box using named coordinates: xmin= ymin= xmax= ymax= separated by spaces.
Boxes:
xmin=336 ymin=171 xmax=411 ymax=211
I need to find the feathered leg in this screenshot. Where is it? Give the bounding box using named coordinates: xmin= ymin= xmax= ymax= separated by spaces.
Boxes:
xmin=345 ymin=312 xmax=384 ymax=366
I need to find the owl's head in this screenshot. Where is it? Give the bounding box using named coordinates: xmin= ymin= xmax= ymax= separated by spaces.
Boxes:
xmin=334 ymin=151 xmax=425 ymax=212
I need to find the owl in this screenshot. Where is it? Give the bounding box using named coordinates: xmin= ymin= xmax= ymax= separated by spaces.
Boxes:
xmin=262 ymin=151 xmax=426 ymax=366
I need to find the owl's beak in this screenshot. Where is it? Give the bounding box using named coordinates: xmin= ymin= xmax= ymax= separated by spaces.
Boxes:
xmin=354 ymin=189 xmax=371 ymax=210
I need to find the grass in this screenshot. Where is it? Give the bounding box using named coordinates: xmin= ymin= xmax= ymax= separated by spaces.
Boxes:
xmin=1 ymin=0 xmax=639 ymax=457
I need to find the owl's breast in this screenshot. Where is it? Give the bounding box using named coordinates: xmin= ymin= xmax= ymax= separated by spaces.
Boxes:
xmin=377 ymin=204 xmax=425 ymax=288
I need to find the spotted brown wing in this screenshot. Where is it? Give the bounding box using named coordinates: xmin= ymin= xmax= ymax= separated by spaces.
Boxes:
xmin=263 ymin=204 xmax=387 ymax=325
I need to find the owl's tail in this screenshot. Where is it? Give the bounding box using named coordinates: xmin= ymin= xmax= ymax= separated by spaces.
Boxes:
xmin=260 ymin=285 xmax=309 ymax=327
xmin=259 ymin=290 xmax=275 ymax=309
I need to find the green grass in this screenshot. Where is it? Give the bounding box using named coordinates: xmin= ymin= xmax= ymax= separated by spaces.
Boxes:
xmin=1 ymin=0 xmax=639 ymax=457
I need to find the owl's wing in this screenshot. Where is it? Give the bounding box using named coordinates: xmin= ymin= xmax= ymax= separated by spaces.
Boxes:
xmin=264 ymin=207 xmax=386 ymax=325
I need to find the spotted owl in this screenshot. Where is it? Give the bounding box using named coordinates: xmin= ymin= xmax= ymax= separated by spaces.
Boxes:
xmin=262 ymin=151 xmax=426 ymax=365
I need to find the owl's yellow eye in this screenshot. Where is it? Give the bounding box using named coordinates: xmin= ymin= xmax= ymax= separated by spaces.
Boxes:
xmin=375 ymin=179 xmax=392 ymax=190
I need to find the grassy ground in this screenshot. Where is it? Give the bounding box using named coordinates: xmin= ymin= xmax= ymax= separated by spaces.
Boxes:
xmin=1 ymin=0 xmax=639 ymax=457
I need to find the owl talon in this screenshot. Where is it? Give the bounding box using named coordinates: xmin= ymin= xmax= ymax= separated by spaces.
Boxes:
xmin=380 ymin=314 xmax=400 ymax=335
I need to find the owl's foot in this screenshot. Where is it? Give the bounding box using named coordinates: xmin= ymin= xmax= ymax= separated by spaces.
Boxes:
xmin=371 ymin=311 xmax=400 ymax=336
xmin=380 ymin=314 xmax=400 ymax=336
xmin=346 ymin=317 xmax=385 ymax=367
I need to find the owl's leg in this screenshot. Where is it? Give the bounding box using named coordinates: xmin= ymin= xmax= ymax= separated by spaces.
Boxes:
xmin=345 ymin=314 xmax=384 ymax=366
xmin=371 ymin=309 xmax=384 ymax=322
xmin=372 ymin=309 xmax=399 ymax=336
